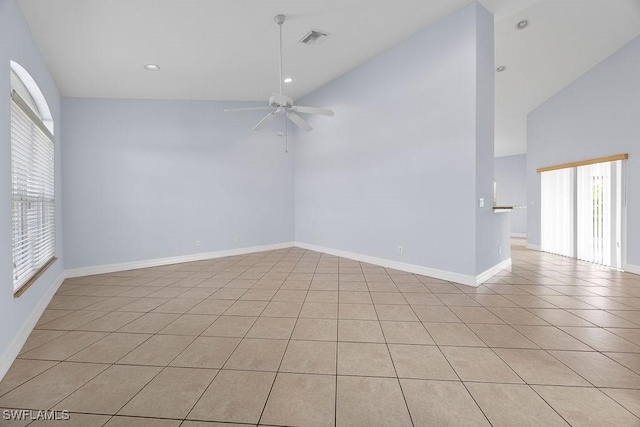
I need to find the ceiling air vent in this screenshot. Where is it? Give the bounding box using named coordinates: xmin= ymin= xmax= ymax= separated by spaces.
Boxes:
xmin=299 ymin=29 xmax=328 ymax=45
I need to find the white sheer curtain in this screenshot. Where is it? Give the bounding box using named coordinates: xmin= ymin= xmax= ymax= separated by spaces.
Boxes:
xmin=541 ymin=168 xmax=575 ymax=258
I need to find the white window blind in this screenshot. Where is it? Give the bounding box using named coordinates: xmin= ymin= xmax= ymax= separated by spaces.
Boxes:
xmin=576 ymin=160 xmax=623 ymax=268
xmin=541 ymin=168 xmax=574 ymax=258
xmin=11 ymin=90 xmax=55 ymax=292
xmin=541 ymin=158 xmax=624 ymax=268
xmin=576 ymin=161 xmax=611 ymax=265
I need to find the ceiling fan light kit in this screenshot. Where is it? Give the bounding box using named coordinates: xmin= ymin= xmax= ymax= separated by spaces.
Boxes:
xmin=224 ymin=14 xmax=334 ymax=134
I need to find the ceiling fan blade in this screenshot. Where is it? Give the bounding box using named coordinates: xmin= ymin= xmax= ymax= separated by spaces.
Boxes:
xmin=286 ymin=111 xmax=313 ymax=132
xmin=224 ymin=107 xmax=274 ymax=113
xmin=252 ymin=113 xmax=278 ymax=131
xmin=291 ymin=105 xmax=334 ymax=117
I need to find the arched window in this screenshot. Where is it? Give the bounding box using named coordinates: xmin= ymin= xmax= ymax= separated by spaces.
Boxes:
xmin=10 ymin=61 xmax=56 ymax=295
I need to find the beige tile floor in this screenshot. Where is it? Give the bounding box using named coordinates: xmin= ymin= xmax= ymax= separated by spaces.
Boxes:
xmin=1 ymin=239 xmax=640 ymax=426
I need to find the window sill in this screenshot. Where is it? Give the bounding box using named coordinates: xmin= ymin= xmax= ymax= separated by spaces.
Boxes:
xmin=13 ymin=257 xmax=58 ymax=298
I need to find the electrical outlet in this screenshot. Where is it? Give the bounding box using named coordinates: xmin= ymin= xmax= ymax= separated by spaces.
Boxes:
xmin=234 ymin=236 xmax=240 ymax=243
xmin=499 ymin=246 xmax=502 ymax=255
xmin=398 ymin=247 xmax=403 ymax=254
xmin=196 ymin=240 xmax=201 ymax=247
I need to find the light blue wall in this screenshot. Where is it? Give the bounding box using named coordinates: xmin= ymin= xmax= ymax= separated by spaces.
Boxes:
xmin=495 ymin=154 xmax=527 ymax=235
xmin=528 ymin=35 xmax=640 ymax=268
xmin=474 ymin=4 xmax=511 ymax=274
xmin=61 ymin=3 xmax=512 ymax=280
xmin=0 ymin=0 xmax=64 ymax=370
xmin=294 ymin=3 xmax=509 ymax=277
xmin=62 ymin=99 xmax=294 ymax=269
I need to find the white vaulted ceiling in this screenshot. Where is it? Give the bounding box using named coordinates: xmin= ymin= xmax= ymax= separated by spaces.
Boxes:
xmin=17 ymin=0 xmax=640 ymax=156
xmin=16 ymin=0 xmax=476 ymax=101
xmin=491 ymin=0 xmax=640 ymax=156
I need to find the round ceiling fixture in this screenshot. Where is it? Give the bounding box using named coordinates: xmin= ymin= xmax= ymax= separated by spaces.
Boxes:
xmin=496 ymin=65 xmax=506 ymax=72
xmin=144 ymin=64 xmax=160 ymax=71
xmin=516 ymin=20 xmax=529 ymax=29
xmin=283 ymin=77 xmax=293 ymax=83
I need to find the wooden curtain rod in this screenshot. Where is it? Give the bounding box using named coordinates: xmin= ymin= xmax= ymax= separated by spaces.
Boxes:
xmin=537 ymin=153 xmax=628 ymax=173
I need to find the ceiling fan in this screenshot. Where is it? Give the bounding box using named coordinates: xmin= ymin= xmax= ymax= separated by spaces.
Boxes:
xmin=224 ymin=14 xmax=334 ymax=132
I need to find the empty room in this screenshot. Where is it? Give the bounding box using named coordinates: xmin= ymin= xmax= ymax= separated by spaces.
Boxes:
xmin=1 ymin=0 xmax=640 ymax=425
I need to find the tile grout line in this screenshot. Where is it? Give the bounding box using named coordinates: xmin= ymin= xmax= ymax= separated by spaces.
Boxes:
xmin=184 ymin=248 xmax=296 ymax=424
xmin=256 ymin=247 xmax=320 ymax=426
xmin=333 ymin=257 xmax=347 ymax=427
xmin=58 ymin=253 xmax=265 ymax=424
xmin=375 ymin=268 xmax=416 ymax=427
xmin=3 ymin=245 xmax=640 ymax=424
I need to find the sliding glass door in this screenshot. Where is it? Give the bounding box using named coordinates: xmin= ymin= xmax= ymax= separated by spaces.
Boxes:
xmin=541 ymin=159 xmax=624 ymax=269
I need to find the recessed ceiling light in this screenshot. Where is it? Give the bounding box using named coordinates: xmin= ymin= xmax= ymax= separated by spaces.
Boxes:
xmin=144 ymin=64 xmax=160 ymax=71
xmin=283 ymin=77 xmax=293 ymax=83
xmin=496 ymin=65 xmax=506 ymax=72
xmin=516 ymin=20 xmax=529 ymax=30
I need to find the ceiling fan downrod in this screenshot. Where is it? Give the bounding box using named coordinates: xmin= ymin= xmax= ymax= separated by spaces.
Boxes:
xmin=274 ymin=14 xmax=286 ymax=95
xmin=223 ymin=13 xmax=334 ymax=134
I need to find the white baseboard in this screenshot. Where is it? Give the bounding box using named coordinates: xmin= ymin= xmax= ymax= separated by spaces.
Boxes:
xmin=65 ymin=242 xmax=295 ymax=278
xmin=64 ymin=241 xmax=514 ymax=286
xmin=526 ymin=243 xmax=541 ymax=251
xmin=624 ymin=263 xmax=640 ymax=276
xmin=294 ymin=242 xmax=510 ymax=287
xmin=511 ymin=233 xmax=527 ymax=238
xmin=476 ymin=258 xmax=513 ymax=285
xmin=0 ymin=273 xmax=65 ymax=382
xmin=1 ymin=240 xmax=514 ymax=382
